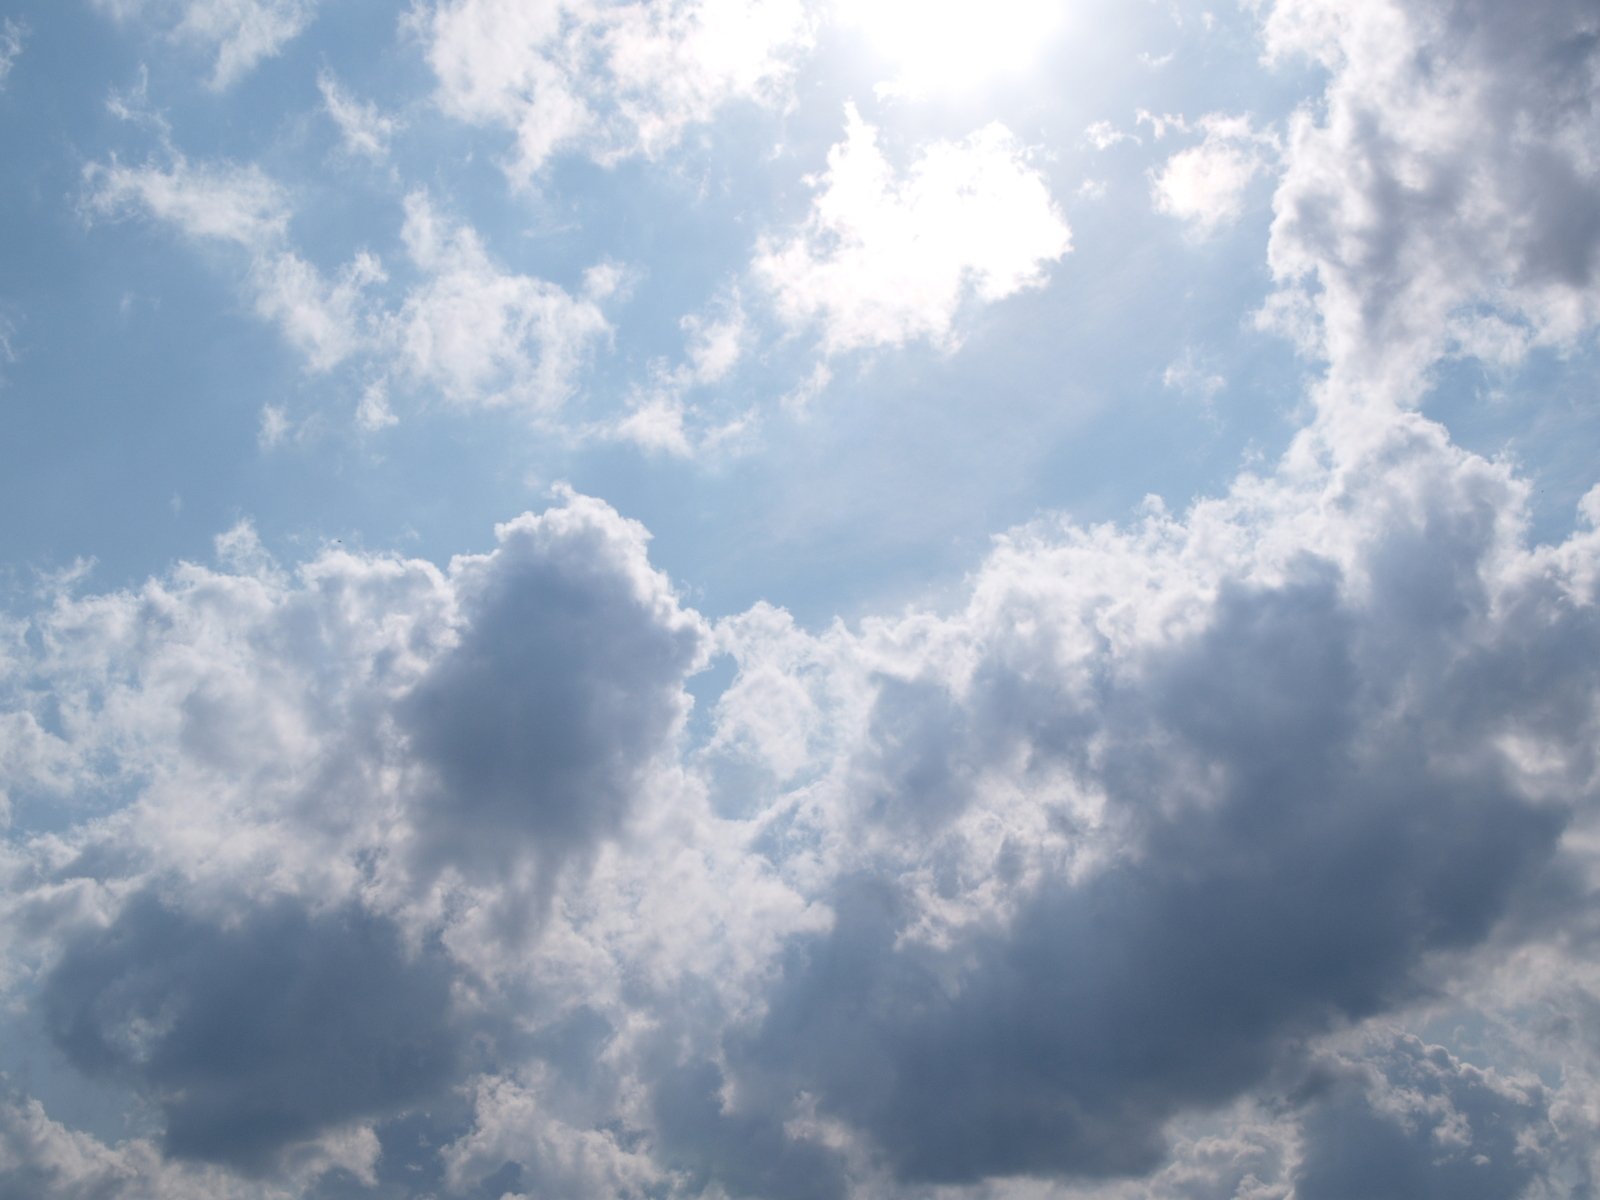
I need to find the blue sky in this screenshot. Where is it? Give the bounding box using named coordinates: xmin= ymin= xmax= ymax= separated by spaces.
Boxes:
xmin=2 ymin=1 xmax=1600 ymax=1197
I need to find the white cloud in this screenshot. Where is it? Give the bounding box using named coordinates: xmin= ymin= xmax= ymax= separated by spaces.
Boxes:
xmin=81 ymin=162 xmax=613 ymax=413
xmin=83 ymin=156 xmax=291 ymax=249
xmin=389 ymin=191 xmax=611 ymax=411
xmin=83 ymin=157 xmax=380 ymax=375
xmin=0 ymin=19 xmax=25 ymax=90
xmin=1151 ymin=113 xmax=1278 ymax=236
xmin=1163 ymin=349 xmax=1226 ymax=401
xmin=755 ymin=106 xmax=1071 ymax=353
xmin=92 ymin=0 xmax=319 ymax=89
xmin=609 ymin=293 xmax=752 ymax=457
xmin=1260 ymin=0 xmax=1600 ymax=400
xmin=318 ymin=71 xmax=399 ymax=160
xmin=414 ymin=0 xmax=812 ymax=181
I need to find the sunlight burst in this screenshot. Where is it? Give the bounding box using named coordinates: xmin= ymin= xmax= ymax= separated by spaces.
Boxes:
xmin=839 ymin=0 xmax=1068 ymax=96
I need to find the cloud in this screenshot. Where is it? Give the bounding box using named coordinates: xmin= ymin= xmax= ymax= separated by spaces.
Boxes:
xmin=92 ymin=0 xmax=319 ymax=89
xmin=42 ymin=893 xmax=462 ymax=1172
xmin=755 ymin=105 xmax=1071 ymax=353
xmin=609 ymin=293 xmax=752 ymax=457
xmin=0 ymin=20 xmax=24 ymax=91
xmin=1293 ymin=1033 xmax=1579 ymax=1198
xmin=693 ymin=404 xmax=1600 ymax=1186
xmin=80 ymin=163 xmax=611 ymax=409
xmin=82 ymin=157 xmax=379 ymax=371
xmin=1151 ymin=114 xmax=1278 ymax=236
xmin=398 ymin=492 xmax=709 ymax=899
xmin=4 ymin=416 xmax=1600 ymax=1195
xmin=83 ymin=156 xmax=291 ymax=248
xmin=317 ymin=71 xmax=399 ymax=160
xmin=1260 ymin=0 xmax=1600 ymax=398
xmin=389 ymin=192 xmax=611 ymax=412
xmin=414 ymin=0 xmax=812 ymax=181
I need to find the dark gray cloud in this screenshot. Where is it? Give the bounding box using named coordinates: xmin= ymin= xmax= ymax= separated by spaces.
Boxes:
xmin=1294 ymin=1034 xmax=1577 ymax=1199
xmin=399 ymin=505 xmax=706 ymax=886
xmin=42 ymin=892 xmax=464 ymax=1173
xmin=714 ymin=452 xmax=1591 ymax=1186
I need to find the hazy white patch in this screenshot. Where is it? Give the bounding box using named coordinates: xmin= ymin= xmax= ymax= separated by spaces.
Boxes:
xmin=1151 ymin=113 xmax=1278 ymax=236
xmin=0 ymin=18 xmax=25 ymax=89
xmin=355 ymin=380 xmax=398 ymax=431
xmin=257 ymin=403 xmax=290 ymax=448
xmin=1084 ymin=120 xmax=1139 ymax=150
xmin=755 ymin=106 xmax=1071 ymax=353
xmin=1163 ymin=349 xmax=1226 ymax=403
xmin=93 ymin=0 xmax=319 ymax=89
xmin=318 ymin=71 xmax=399 ymax=160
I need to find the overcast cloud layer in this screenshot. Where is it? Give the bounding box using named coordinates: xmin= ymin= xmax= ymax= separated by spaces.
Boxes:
xmin=2 ymin=0 xmax=1599 ymax=1197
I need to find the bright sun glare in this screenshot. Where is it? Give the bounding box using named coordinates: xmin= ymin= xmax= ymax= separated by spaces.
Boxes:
xmin=839 ymin=0 xmax=1068 ymax=97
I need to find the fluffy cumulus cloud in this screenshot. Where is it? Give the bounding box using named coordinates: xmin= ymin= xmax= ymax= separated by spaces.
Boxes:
xmin=8 ymin=0 xmax=1600 ymax=1196
xmin=415 ymin=0 xmax=813 ymax=180
xmin=1262 ymin=0 xmax=1600 ymax=398
xmin=6 ymin=404 xmax=1600 ymax=1197
xmin=92 ymin=0 xmax=319 ymax=89
xmin=756 ymin=105 xmax=1072 ymax=353
xmin=690 ymin=402 xmax=1600 ymax=1189
xmin=1151 ymin=114 xmax=1278 ymax=237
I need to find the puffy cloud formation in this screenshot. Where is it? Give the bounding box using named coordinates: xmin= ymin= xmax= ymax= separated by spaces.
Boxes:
xmin=694 ymin=402 xmax=1600 ymax=1187
xmin=415 ymin=0 xmax=813 ymax=180
xmin=8 ymin=405 xmax=1600 ymax=1197
xmin=7 ymin=0 xmax=1600 ymax=1195
xmin=756 ymin=106 xmax=1071 ymax=353
xmin=42 ymin=895 xmax=461 ymax=1171
xmin=1262 ymin=0 xmax=1600 ymax=397
xmin=1151 ymin=114 xmax=1278 ymax=237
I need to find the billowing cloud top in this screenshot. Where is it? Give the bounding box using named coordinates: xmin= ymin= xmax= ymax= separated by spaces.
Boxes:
xmin=2 ymin=0 xmax=1600 ymax=1198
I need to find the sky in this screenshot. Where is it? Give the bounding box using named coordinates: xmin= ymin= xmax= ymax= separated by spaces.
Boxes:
xmin=0 ymin=0 xmax=1599 ymax=1197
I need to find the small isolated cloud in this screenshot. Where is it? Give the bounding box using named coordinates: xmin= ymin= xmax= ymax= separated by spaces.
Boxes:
xmin=389 ymin=191 xmax=611 ymax=412
xmin=611 ymin=292 xmax=751 ymax=457
xmin=1151 ymin=113 xmax=1278 ymax=237
xmin=755 ymin=105 xmax=1071 ymax=354
xmin=92 ymin=0 xmax=319 ymax=89
xmin=318 ymin=71 xmax=399 ymax=160
xmin=1084 ymin=119 xmax=1139 ymax=150
xmin=1163 ymin=348 xmax=1226 ymax=402
xmin=0 ymin=19 xmax=25 ymax=90
xmin=415 ymin=0 xmax=812 ymax=181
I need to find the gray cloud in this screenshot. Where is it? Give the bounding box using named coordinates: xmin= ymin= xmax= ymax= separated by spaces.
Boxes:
xmin=1263 ymin=0 xmax=1600 ymax=395
xmin=399 ymin=502 xmax=708 ymax=892
xmin=42 ymin=892 xmax=463 ymax=1173
xmin=692 ymin=415 xmax=1600 ymax=1190
xmin=1293 ymin=1034 xmax=1577 ymax=1199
